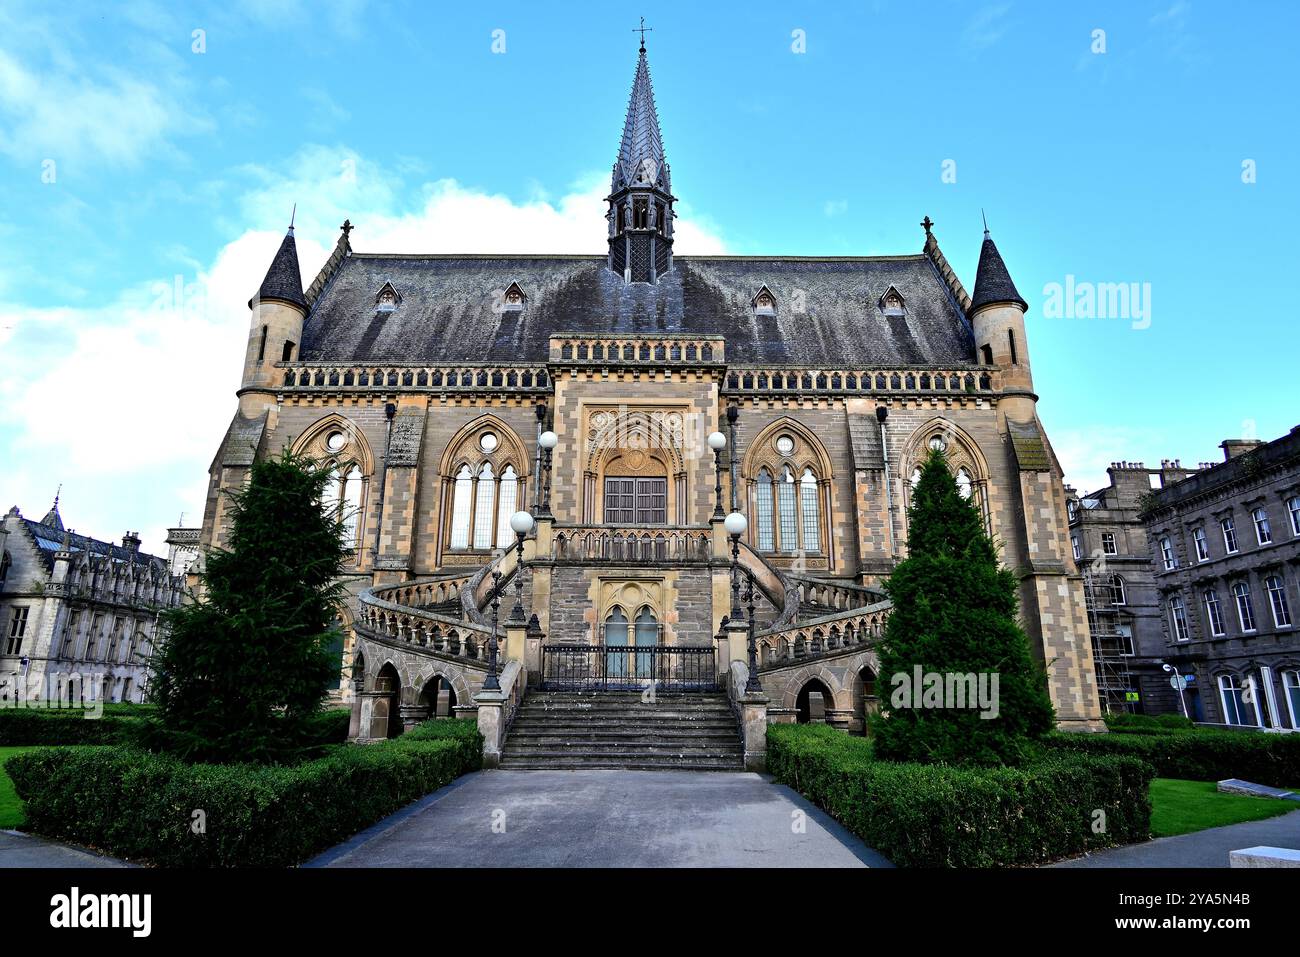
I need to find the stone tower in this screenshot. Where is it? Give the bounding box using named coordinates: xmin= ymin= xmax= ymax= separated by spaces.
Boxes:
xmin=240 ymin=224 xmax=307 ymax=417
xmin=607 ymin=40 xmax=674 ymax=283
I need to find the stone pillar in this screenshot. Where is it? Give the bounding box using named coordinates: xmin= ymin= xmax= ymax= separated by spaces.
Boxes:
xmin=724 ymin=619 xmax=750 ymax=682
xmin=807 ymin=690 xmax=826 ymax=723
xmin=740 ymin=691 xmax=769 ymax=772
xmin=355 ymin=689 xmax=390 ymax=743
xmin=399 ymin=703 xmax=431 ymax=732
xmin=475 ymin=688 xmax=506 ymax=769
xmin=525 ymin=616 xmax=545 ymax=689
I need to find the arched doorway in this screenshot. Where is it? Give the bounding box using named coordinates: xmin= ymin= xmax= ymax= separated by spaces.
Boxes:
xmin=854 ymin=666 xmax=880 ymax=734
xmin=374 ymin=663 xmax=403 ymax=738
xmin=796 ymin=678 xmax=834 ymax=724
xmin=419 ymin=674 xmax=458 ymax=719
xmin=604 ymin=607 xmax=629 ymax=681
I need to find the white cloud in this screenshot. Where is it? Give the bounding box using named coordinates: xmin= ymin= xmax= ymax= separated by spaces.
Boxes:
xmin=1050 ymin=424 xmax=1183 ymax=496
xmin=963 ymin=4 xmax=1013 ymax=52
xmin=0 ymin=146 xmax=728 ymax=554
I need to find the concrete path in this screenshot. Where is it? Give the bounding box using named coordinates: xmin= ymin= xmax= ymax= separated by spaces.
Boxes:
xmin=0 ymin=830 xmax=131 ymax=868
xmin=1051 ymin=809 xmax=1300 ymax=868
xmin=310 ymin=770 xmax=889 ymax=868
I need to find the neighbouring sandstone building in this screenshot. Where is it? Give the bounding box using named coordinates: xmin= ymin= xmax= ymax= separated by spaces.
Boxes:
xmin=0 ymin=498 xmax=185 ymax=705
xmin=1142 ymin=427 xmax=1300 ymax=728
xmin=199 ymin=41 xmax=1103 ymax=761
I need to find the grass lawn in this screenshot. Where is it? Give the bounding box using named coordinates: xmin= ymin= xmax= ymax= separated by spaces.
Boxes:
xmin=0 ymin=746 xmax=51 ymax=829
xmin=1150 ymin=778 xmax=1299 ymax=838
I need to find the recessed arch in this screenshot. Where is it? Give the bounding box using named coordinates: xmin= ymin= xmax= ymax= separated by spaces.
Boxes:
xmin=291 ymin=412 xmax=376 ymax=474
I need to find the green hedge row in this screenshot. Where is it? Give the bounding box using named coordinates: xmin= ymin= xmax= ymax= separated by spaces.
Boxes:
xmin=1103 ymin=713 xmax=1196 ymax=734
xmin=1044 ymin=730 xmax=1300 ymax=790
xmin=0 ymin=706 xmax=352 ymax=748
xmin=4 ymin=719 xmax=482 ymax=867
xmin=767 ymin=724 xmax=1154 ymax=867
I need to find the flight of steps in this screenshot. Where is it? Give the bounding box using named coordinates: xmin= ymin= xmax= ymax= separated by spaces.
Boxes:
xmin=499 ymin=691 xmax=744 ymax=771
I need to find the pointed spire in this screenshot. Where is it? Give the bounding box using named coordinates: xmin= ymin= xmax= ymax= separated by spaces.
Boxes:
xmin=613 ymin=45 xmax=669 ymax=193
xmin=41 ymin=486 xmax=64 ymax=531
xmin=250 ymin=219 xmax=308 ymax=311
xmin=969 ymin=224 xmax=1027 ymax=314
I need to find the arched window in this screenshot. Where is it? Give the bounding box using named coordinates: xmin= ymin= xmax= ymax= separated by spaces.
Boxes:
xmin=604 ymin=607 xmax=629 ymax=679
xmin=800 ymin=468 xmax=820 ymax=551
xmin=495 ymin=465 xmax=518 ymax=546
xmin=472 ymin=463 xmax=496 ymax=549
xmin=341 ymin=466 xmax=363 ymax=547
xmin=956 ymin=468 xmax=973 ymax=500
xmin=1233 ymin=582 xmax=1256 ymax=632
xmin=777 ymin=467 xmax=798 ymax=553
xmin=450 ymin=465 xmax=474 ymax=548
xmin=1110 ymin=575 xmax=1126 ymax=606
xmin=756 ymin=470 xmax=775 ymax=551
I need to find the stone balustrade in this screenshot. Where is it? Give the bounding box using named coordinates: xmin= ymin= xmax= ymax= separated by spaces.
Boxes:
xmin=785 ymin=575 xmax=887 ymax=613
xmin=549 ymin=334 xmax=725 ymax=365
xmin=755 ymin=602 xmax=891 ymax=670
xmin=552 ymin=525 xmax=712 ymax=563
xmin=279 ymin=363 xmax=550 ymax=393
xmin=358 ymin=580 xmax=494 ymax=664
xmin=723 ymin=366 xmax=997 ymax=396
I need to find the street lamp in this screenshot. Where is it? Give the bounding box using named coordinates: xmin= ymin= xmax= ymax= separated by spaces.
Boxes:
xmin=484 ymin=569 xmax=503 ymax=690
xmin=508 ymin=510 xmax=534 ymax=622
xmin=1162 ymin=662 xmax=1190 ymax=719
xmin=538 ymin=430 xmax=558 ymax=516
xmin=724 ymin=511 xmax=747 ymax=621
xmin=708 ymin=431 xmax=727 ymax=519
xmin=743 ymin=568 xmax=762 ymax=693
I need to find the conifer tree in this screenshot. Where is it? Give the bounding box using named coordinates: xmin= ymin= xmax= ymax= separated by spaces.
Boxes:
xmin=871 ymin=449 xmax=1054 ymax=765
xmin=146 ymin=449 xmax=348 ymax=763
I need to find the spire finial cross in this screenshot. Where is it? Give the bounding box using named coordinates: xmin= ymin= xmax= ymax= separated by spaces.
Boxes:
xmin=633 ymin=17 xmax=652 ymax=52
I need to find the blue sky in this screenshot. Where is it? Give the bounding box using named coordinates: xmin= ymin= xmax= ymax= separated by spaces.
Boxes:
xmin=1 ymin=0 xmax=1297 ymax=553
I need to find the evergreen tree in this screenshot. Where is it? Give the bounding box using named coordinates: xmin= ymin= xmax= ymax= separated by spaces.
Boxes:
xmin=871 ymin=449 xmax=1054 ymax=765
xmin=146 ymin=449 xmax=348 ymax=763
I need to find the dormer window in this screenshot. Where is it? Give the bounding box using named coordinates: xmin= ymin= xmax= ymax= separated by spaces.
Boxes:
xmin=752 ymin=285 xmax=777 ymax=316
xmin=374 ymin=282 xmax=400 ymax=317
xmin=879 ymin=286 xmax=906 ymax=318
xmin=501 ymin=282 xmax=526 ymax=312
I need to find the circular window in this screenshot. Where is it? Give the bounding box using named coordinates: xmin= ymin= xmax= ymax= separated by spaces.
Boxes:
xmin=325 ymin=431 xmax=347 ymax=453
xmin=928 ymin=434 xmax=948 ymax=453
xmin=775 ymin=435 xmax=795 ymax=456
xmin=479 ymin=432 xmax=499 ymax=453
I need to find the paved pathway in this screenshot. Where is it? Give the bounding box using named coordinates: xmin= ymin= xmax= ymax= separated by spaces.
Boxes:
xmin=1051 ymin=809 xmax=1300 ymax=868
xmin=0 ymin=830 xmax=131 ymax=868
xmin=310 ymin=770 xmax=889 ymax=868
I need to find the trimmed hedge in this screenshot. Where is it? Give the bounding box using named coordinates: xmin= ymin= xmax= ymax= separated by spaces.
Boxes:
xmin=1044 ymin=730 xmax=1300 ymax=790
xmin=1104 ymin=713 xmax=1196 ymax=734
xmin=768 ymin=724 xmax=1153 ymax=867
xmin=4 ymin=719 xmax=482 ymax=867
xmin=0 ymin=706 xmax=351 ymax=749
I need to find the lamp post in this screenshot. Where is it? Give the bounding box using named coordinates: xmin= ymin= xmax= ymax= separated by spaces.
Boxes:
xmin=532 ymin=403 xmax=547 ymax=511
xmin=484 ymin=569 xmax=502 ymax=690
xmin=726 ymin=404 xmax=739 ymax=513
xmin=1162 ymin=662 xmax=1190 ymax=720
xmin=724 ymin=511 xmax=747 ymax=622
xmin=538 ymin=430 xmax=558 ymax=517
xmin=743 ymin=567 xmax=762 ymax=693
xmin=708 ymin=431 xmax=727 ymax=519
xmin=509 ymin=510 xmax=534 ymax=622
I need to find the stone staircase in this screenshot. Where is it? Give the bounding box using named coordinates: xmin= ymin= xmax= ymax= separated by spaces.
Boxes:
xmin=499 ymin=691 xmax=744 ymax=771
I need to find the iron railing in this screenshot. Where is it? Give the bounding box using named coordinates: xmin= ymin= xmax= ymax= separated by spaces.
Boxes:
xmin=541 ymin=643 xmax=717 ymax=692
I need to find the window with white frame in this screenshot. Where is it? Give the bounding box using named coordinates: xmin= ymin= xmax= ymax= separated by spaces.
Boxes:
xmin=445 ymin=429 xmax=525 ymax=552
xmin=1193 ymin=527 xmax=1209 ymax=562
xmin=1110 ymin=574 xmax=1126 ymax=606
xmin=1252 ymin=507 xmax=1272 ymax=545
xmin=1071 ymin=535 xmax=1081 ymax=561
xmin=1102 ymin=532 xmax=1117 ymax=555
xmin=1283 ymin=669 xmax=1300 ymax=730
xmin=1221 ymin=516 xmax=1238 ymax=553
xmin=5 ymin=606 xmax=28 ymax=655
xmin=1168 ymin=595 xmax=1190 ymax=641
xmin=1204 ymin=589 xmax=1226 ymax=637
xmin=1233 ymin=581 xmax=1256 ymax=632
xmin=1218 ymin=674 xmax=1256 ymax=727
xmin=1289 ymin=496 xmax=1300 ymax=536
xmin=1159 ymin=536 xmax=1176 ymax=570
xmin=1265 ymin=575 xmax=1292 ymax=628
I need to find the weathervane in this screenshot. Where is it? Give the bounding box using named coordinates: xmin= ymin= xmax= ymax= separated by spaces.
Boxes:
xmin=633 ymin=16 xmax=652 ymax=52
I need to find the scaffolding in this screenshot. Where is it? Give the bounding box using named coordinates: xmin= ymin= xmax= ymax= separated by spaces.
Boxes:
xmin=1082 ymin=566 xmax=1138 ymax=714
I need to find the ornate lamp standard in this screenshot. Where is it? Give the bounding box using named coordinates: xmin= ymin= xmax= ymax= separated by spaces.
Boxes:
xmin=484 ymin=569 xmax=503 ymax=691
xmin=708 ymin=431 xmax=727 ymax=519
xmin=538 ymin=430 xmax=558 ymax=517
xmin=532 ymin=403 xmax=548 ymax=511
xmin=508 ymin=510 xmax=534 ymax=622
xmin=743 ymin=567 xmax=762 ymax=692
xmin=724 ymin=511 xmax=747 ymax=622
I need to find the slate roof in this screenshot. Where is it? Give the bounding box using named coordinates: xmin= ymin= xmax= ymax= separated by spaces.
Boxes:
xmin=299 ymin=253 xmax=976 ymax=367
xmin=20 ymin=519 xmax=164 ymax=572
xmin=969 ymin=233 xmax=1027 ymax=314
xmin=252 ymin=228 xmax=307 ymax=310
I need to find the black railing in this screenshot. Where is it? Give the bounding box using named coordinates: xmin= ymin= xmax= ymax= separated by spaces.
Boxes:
xmin=541 ymin=644 xmax=717 ymax=692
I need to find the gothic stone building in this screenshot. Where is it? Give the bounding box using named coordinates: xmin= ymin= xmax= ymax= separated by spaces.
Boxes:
xmin=199 ymin=44 xmax=1103 ymax=755
xmin=1143 ymin=428 xmax=1300 ymax=729
xmin=0 ymin=499 xmax=185 ymax=706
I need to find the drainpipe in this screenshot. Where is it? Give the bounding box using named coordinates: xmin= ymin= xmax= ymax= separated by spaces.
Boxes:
xmin=877 ymin=406 xmax=897 ymax=557
xmin=370 ymin=402 xmax=397 ymax=572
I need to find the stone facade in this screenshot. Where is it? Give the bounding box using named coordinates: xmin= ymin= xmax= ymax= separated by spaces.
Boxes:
xmin=197 ymin=44 xmax=1103 ymax=735
xmin=1142 ymin=427 xmax=1300 ymax=728
xmin=0 ymin=502 xmax=184 ymax=706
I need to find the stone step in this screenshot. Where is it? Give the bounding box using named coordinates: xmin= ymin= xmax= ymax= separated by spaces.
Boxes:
xmin=498 ymin=757 xmax=743 ymax=771
xmin=505 ymin=733 xmax=741 ymax=748
xmin=508 ymin=720 xmax=739 ymax=734
xmin=499 ymin=748 xmax=743 ymax=762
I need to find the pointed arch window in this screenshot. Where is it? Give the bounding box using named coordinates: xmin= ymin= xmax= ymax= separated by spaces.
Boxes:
xmin=756 ymin=470 xmax=775 ymax=551
xmin=777 ymin=467 xmax=798 ymax=553
xmin=800 ymin=468 xmax=820 ymax=552
xmin=472 ymin=463 xmax=497 ymax=549
xmin=444 ymin=424 xmax=527 ymax=552
xmin=450 ymin=465 xmax=474 ymax=549
xmin=319 ymin=461 xmax=367 ymax=551
xmin=956 ymin=468 xmax=973 ymax=500
xmin=495 ymin=466 xmax=519 ymax=546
